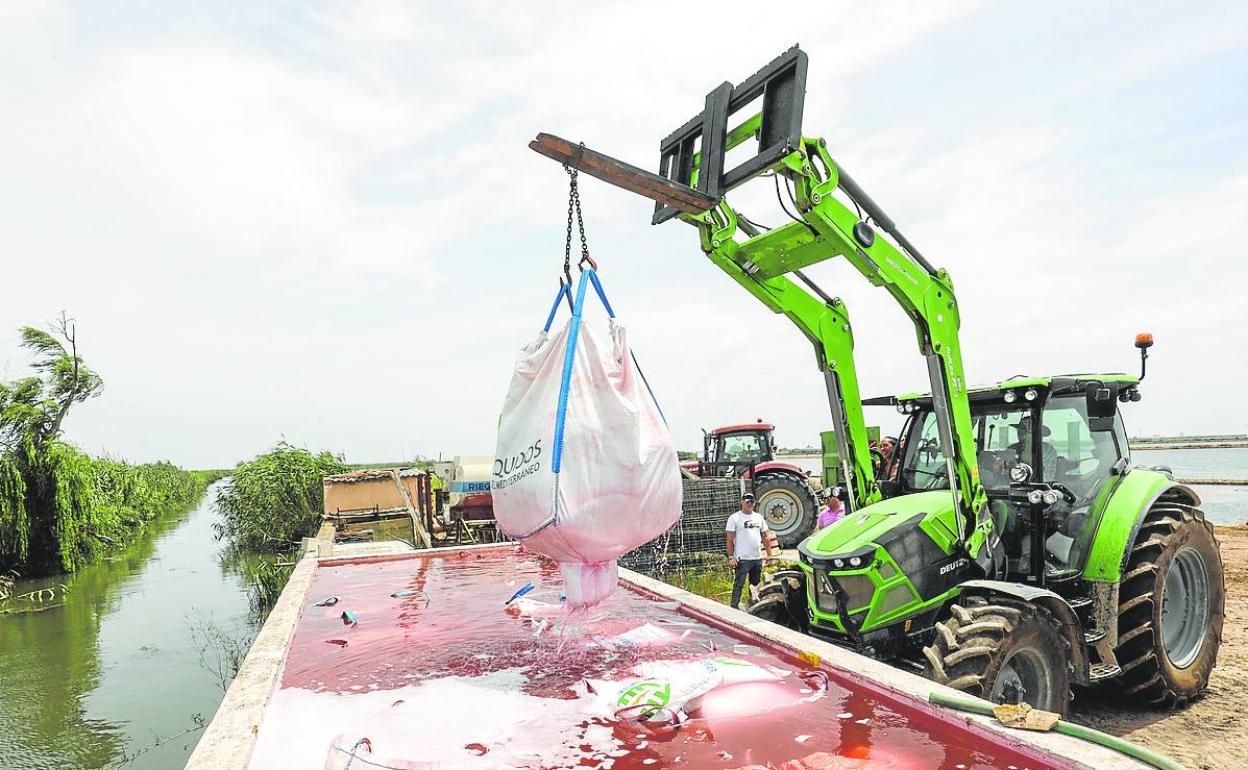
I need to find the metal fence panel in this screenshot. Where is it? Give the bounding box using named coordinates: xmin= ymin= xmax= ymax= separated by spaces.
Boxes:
xmin=620 ymin=478 xmax=744 ymax=578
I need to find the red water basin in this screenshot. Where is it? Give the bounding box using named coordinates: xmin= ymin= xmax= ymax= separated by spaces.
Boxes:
xmin=247 ymin=546 xmax=1073 ymax=770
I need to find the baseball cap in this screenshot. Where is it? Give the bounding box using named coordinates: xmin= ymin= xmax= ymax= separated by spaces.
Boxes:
xmin=741 ymin=492 xmax=755 ymax=502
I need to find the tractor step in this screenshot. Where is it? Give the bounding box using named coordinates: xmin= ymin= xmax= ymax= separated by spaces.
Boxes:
xmin=1045 ymin=568 xmax=1082 ymax=582
xmin=1084 ymin=629 xmax=1107 ymax=644
xmin=1089 ymin=663 xmax=1122 ymax=681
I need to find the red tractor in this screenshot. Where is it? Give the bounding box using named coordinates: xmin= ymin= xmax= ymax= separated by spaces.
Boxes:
xmin=681 ymin=419 xmax=823 ymax=547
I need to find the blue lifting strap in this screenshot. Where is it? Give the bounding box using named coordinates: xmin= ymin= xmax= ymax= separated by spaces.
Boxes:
xmin=551 ymin=269 xmax=595 ymax=475
xmin=543 ymin=282 xmax=572 ymax=333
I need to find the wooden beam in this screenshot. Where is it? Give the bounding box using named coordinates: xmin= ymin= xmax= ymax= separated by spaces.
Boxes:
xmin=391 ymin=470 xmax=432 ymax=549
xmin=529 ymin=133 xmax=718 ymax=215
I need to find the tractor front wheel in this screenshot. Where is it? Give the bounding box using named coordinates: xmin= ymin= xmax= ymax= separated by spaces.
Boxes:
xmin=1114 ymin=500 xmax=1223 ymax=708
xmin=754 ymin=476 xmax=817 ymax=548
xmin=746 ymin=570 xmax=807 ymax=631
xmin=923 ymin=596 xmax=1072 ymax=715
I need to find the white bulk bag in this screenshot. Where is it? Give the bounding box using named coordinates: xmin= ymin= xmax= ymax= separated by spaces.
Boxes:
xmin=492 ymin=270 xmax=681 ymax=607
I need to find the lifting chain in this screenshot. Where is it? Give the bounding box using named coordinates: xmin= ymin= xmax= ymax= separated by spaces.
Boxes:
xmin=563 ymin=146 xmax=596 ymax=277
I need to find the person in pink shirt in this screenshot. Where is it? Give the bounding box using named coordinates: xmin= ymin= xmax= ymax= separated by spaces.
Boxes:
xmin=816 ymin=493 xmax=845 ymax=530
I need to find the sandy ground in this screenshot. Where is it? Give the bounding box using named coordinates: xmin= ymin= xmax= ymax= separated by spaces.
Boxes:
xmin=1071 ymin=524 xmax=1248 ymax=770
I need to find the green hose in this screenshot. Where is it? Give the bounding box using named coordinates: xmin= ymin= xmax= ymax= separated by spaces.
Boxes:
xmin=927 ymin=691 xmax=1188 ymax=770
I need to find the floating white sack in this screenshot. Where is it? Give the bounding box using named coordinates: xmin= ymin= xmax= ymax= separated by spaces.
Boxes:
xmin=492 ymin=270 xmax=681 ymax=608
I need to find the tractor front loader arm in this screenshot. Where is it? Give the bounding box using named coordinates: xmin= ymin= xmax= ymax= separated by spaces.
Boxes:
xmin=727 ymin=139 xmax=990 ymax=558
xmin=696 ymin=202 xmax=881 ymax=511
xmin=530 ymin=46 xmax=997 ymax=569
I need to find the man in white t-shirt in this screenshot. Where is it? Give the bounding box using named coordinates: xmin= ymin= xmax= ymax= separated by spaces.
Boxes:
xmin=726 ymin=492 xmax=774 ymax=609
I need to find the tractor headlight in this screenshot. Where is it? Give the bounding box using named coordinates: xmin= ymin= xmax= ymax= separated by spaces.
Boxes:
xmin=1027 ymin=489 xmax=1043 ymax=505
xmin=1042 ymin=489 xmax=1061 ymax=506
xmin=833 ymin=559 xmax=844 ymax=569
xmin=1024 ymin=388 xmax=1038 ymax=401
xmin=849 ymin=556 xmax=862 ymax=567
xmin=896 ymin=403 xmax=907 ymax=414
xmin=1009 ymin=463 xmax=1033 ymax=484
xmin=1003 ymin=390 xmax=1018 ymax=404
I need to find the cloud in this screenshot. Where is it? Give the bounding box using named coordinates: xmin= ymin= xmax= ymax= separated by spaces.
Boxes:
xmin=0 ymin=2 xmax=1243 ymax=466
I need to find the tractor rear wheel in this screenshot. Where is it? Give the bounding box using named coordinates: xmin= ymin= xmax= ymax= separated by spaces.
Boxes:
xmin=754 ymin=476 xmax=817 ymax=548
xmin=1114 ymin=500 xmax=1223 ymax=708
xmin=923 ymin=596 xmax=1072 ymax=715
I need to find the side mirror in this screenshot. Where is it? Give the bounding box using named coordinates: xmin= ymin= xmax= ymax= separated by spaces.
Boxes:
xmin=1086 ymin=381 xmax=1119 ymax=431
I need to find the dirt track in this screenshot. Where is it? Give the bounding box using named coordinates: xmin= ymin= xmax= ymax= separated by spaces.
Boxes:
xmin=1071 ymin=524 xmax=1247 ymax=770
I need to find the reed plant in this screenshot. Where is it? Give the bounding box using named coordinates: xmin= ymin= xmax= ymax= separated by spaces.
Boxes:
xmin=0 ymin=316 xmax=208 ymax=577
xmin=213 ymin=443 xmax=346 ymax=552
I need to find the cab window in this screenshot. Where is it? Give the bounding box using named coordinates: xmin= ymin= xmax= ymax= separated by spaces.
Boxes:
xmin=717 ymin=433 xmax=766 ymax=463
xmin=974 ymin=407 xmax=1035 ymax=491
xmin=903 ymin=408 xmax=1037 ymax=493
xmin=901 ymin=413 xmax=949 ymax=490
xmin=1039 ymin=395 xmax=1126 ymax=501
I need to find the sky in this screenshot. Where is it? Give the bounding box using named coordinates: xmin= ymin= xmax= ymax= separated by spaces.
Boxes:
xmin=1 ymin=2 xmax=1246 ymax=469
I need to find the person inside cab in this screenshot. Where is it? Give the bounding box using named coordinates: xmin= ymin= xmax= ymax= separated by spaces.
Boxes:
xmin=977 ymin=413 xmax=1057 ymax=489
xmin=1009 ymin=414 xmax=1057 ymax=478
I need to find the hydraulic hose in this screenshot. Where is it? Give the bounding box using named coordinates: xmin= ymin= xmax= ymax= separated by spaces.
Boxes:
xmin=927 ymin=692 xmax=1187 ymax=770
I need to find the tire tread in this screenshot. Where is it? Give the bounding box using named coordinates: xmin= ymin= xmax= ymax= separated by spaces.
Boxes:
xmin=1113 ymin=499 xmax=1223 ymax=708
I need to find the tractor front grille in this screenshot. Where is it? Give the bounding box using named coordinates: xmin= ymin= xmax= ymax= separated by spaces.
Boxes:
xmin=813 ymin=570 xmax=875 ymax=615
xmin=836 ymin=573 xmax=875 ymax=613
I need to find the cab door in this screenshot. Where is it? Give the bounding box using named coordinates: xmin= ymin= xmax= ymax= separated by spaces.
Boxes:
xmin=973 ymin=406 xmax=1039 ymax=579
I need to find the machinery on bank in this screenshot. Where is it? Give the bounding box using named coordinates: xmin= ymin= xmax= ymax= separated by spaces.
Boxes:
xmin=681 ymin=419 xmax=823 ymax=546
xmin=530 ymin=46 xmax=1224 ymax=713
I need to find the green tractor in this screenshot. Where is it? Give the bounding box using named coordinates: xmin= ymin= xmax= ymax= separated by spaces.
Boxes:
xmin=530 ymin=46 xmax=1224 ymax=713
xmin=765 ymin=364 xmax=1225 ymax=713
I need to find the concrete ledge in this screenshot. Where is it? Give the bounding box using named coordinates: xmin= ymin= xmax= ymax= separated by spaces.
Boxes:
xmin=317 ymin=539 xmax=416 ymax=561
xmin=184 ymin=547 xmax=320 ymax=770
xmin=620 ymin=567 xmax=1152 ymax=770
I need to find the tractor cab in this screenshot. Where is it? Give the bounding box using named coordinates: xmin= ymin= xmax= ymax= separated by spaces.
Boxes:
xmin=700 ymin=419 xmax=776 ymax=477
xmin=888 ymin=373 xmax=1141 ymax=585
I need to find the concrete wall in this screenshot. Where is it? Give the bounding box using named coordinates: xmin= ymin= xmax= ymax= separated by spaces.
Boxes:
xmin=323 ymin=477 xmax=406 ymax=514
xmin=323 ymin=474 xmax=428 ymax=516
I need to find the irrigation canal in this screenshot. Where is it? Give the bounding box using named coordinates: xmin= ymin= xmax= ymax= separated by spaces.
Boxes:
xmin=0 ymin=482 xmax=258 ymax=770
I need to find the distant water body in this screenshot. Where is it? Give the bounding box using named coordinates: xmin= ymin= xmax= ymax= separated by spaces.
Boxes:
xmin=789 ymin=447 xmax=1248 ymax=524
